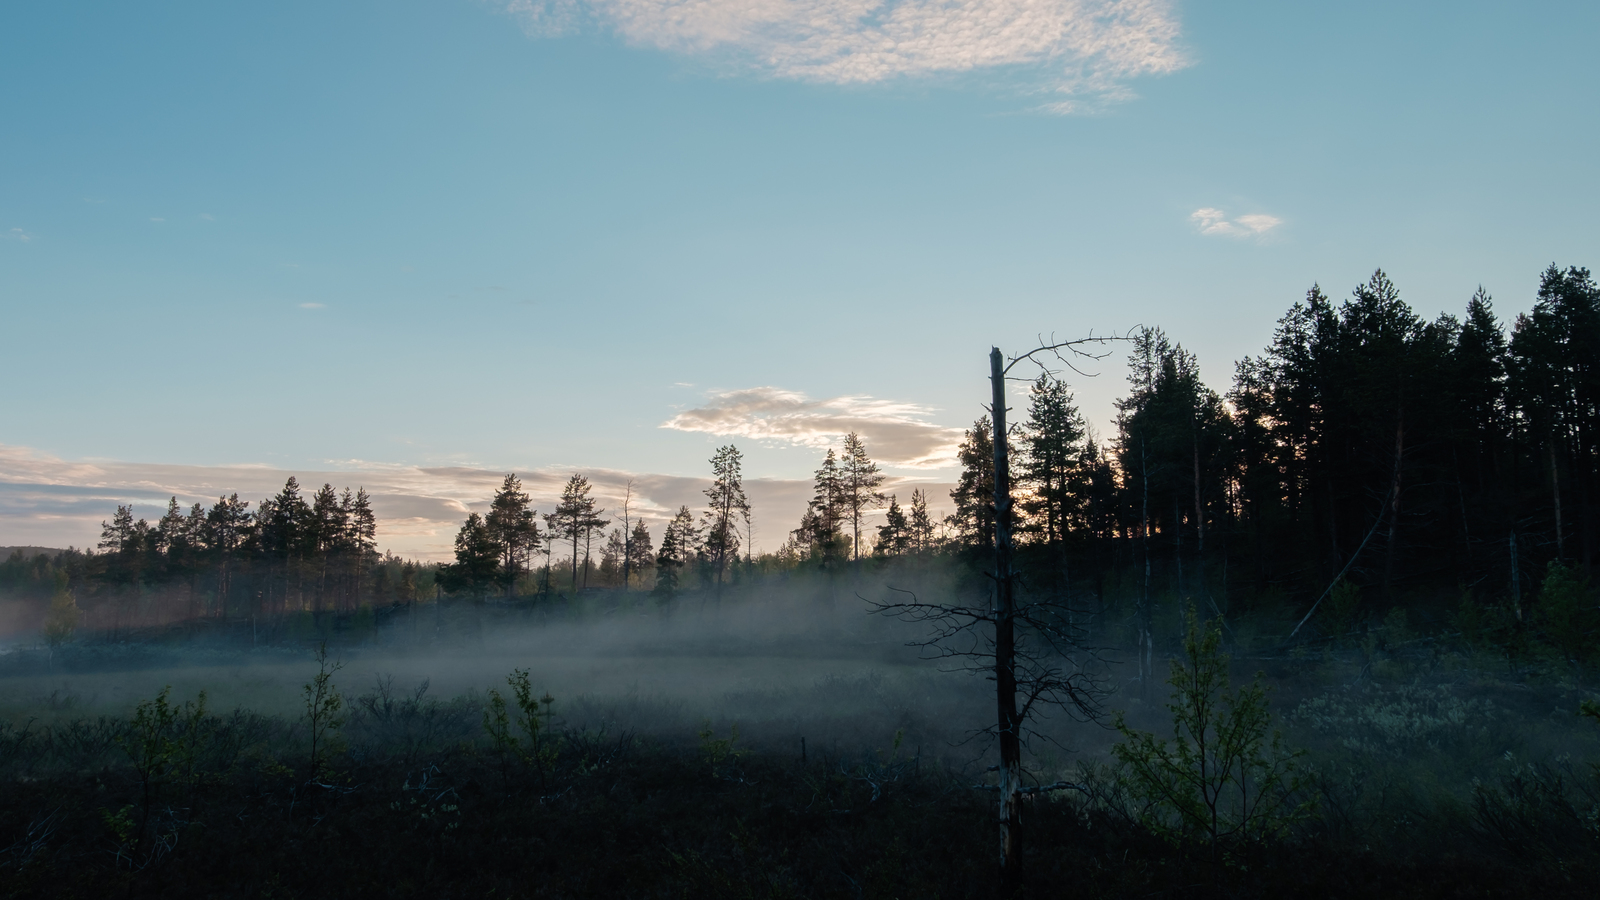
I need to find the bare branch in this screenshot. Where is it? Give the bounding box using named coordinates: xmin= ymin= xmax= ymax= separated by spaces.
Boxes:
xmin=999 ymin=330 xmax=1136 ymax=380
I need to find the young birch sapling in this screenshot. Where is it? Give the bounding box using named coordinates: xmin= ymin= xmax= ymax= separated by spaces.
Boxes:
xmin=1113 ymin=607 xmax=1311 ymax=857
xmin=303 ymin=642 xmax=347 ymax=782
xmin=483 ymin=668 xmax=558 ymax=791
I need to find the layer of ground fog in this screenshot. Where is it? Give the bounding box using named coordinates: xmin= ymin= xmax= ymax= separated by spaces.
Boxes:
xmin=2 ymin=586 xmax=1599 ymax=898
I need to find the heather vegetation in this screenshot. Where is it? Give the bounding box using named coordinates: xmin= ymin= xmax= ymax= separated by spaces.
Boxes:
xmin=3 ymin=265 xmax=1600 ymax=897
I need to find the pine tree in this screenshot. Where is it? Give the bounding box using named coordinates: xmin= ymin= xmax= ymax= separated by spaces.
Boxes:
xmin=179 ymin=502 xmax=206 ymax=618
xmin=97 ymin=504 xmax=146 ymax=635
xmin=1509 ymin=265 xmax=1600 ymax=565
xmin=628 ymin=521 xmax=654 ymax=586
xmin=486 ymin=474 xmax=540 ymax=599
xmin=947 ymin=417 xmax=998 ymax=550
xmin=1116 ymin=330 xmax=1233 ymax=601
xmin=345 ymin=488 xmax=378 ymax=607
xmin=1019 ymin=374 xmax=1087 ymax=546
xmin=154 ymin=497 xmax=184 ymax=559
xmin=908 ymin=488 xmax=936 ymax=555
xmin=203 ymin=494 xmax=252 ymax=619
xmin=838 ymin=432 xmax=887 ymax=561
xmin=258 ymin=478 xmax=312 ymax=613
xmin=654 ymin=506 xmax=696 ymax=597
xmin=599 ymin=529 xmax=627 ymax=586
xmin=545 ymin=475 xmax=609 ymax=593
xmin=701 ymin=445 xmax=751 ymax=600
xmin=309 ymin=484 xmax=347 ymax=614
xmin=793 ymin=449 xmax=848 ymax=562
xmin=874 ymin=494 xmax=911 ymax=557
xmin=442 ymin=513 xmax=501 ymax=598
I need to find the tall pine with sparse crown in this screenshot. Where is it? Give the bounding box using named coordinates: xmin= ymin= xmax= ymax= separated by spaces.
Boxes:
xmin=838 ymin=432 xmax=886 ymax=561
xmin=701 ymin=445 xmax=750 ymax=601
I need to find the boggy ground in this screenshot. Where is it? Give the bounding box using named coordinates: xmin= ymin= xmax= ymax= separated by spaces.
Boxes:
xmin=5 ymin=590 xmax=1600 ymax=898
xmin=1 ymin=687 xmax=1597 ymax=900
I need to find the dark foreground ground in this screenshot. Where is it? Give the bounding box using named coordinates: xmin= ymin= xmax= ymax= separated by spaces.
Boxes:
xmin=3 ymin=716 xmax=1598 ymax=900
xmin=5 ymin=592 xmax=1600 ymax=898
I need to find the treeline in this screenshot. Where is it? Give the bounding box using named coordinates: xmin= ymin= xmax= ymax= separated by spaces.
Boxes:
xmin=438 ymin=449 xmax=758 ymax=602
xmin=784 ymin=266 xmax=1595 ymax=618
xmin=11 ymin=263 xmax=1597 ymax=652
xmin=2 ymin=479 xmax=438 ymax=641
xmin=1108 ymin=265 xmax=1598 ymax=618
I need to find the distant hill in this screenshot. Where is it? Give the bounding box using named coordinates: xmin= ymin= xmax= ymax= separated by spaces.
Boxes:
xmin=0 ymin=547 xmax=65 ymax=560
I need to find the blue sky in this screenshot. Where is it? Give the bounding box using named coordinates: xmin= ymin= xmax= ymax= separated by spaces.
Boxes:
xmin=2 ymin=0 xmax=1597 ymax=557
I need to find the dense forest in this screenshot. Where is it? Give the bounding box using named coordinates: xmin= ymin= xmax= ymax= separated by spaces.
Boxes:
xmin=6 ymin=264 xmax=1595 ymax=661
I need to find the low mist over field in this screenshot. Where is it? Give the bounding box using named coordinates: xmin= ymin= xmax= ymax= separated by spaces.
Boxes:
xmin=5 ymin=261 xmax=1600 ymax=894
xmin=1 ymin=580 xmax=998 ymax=758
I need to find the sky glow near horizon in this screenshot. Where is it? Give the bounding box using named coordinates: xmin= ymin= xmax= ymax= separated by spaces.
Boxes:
xmin=1 ymin=1 xmax=1598 ymax=559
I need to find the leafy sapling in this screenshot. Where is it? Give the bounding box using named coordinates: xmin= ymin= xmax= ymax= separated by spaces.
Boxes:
xmin=1113 ymin=607 xmax=1312 ymax=859
xmin=303 ymin=642 xmax=347 ymax=782
xmin=698 ymin=721 xmax=743 ymax=778
xmin=484 ymin=669 xmax=558 ymax=791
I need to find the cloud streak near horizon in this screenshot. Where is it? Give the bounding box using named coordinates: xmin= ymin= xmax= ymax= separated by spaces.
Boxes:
xmin=502 ymin=0 xmax=1187 ymax=110
xmin=661 ymin=387 xmax=965 ymax=468
xmin=0 ymin=443 xmax=949 ymax=562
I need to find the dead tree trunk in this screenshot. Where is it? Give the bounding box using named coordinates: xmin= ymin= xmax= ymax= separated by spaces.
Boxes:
xmin=989 ymin=347 xmax=1023 ymax=893
xmin=878 ymin=337 xmax=1118 ymax=897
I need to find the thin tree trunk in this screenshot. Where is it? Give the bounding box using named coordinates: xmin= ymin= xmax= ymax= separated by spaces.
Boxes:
xmin=989 ymin=348 xmax=1022 ymax=894
xmin=1510 ymin=530 xmax=1522 ymax=621
xmin=1383 ymin=408 xmax=1405 ymax=596
xmin=1194 ymin=433 xmax=1204 ymax=556
xmin=1551 ymin=440 xmax=1565 ymax=561
xmin=1193 ymin=426 xmax=1205 ymax=603
xmin=583 ymin=529 xmax=593 ymax=591
xmin=1175 ymin=497 xmax=1184 ymax=600
xmin=1454 ymin=446 xmax=1473 ymax=561
xmin=622 ymin=482 xmax=633 ymax=591
xmin=1140 ymin=436 xmax=1153 ymax=697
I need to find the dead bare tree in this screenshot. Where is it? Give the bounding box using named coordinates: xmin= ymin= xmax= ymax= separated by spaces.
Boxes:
xmin=874 ymin=335 xmax=1123 ymax=895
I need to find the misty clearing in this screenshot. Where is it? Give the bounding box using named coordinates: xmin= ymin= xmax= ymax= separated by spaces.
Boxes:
xmin=4 ymin=266 xmax=1600 ymax=898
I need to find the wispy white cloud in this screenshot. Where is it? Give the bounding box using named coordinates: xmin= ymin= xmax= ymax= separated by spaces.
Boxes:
xmin=662 ymin=386 xmax=963 ymax=469
xmin=299 ymin=302 xmax=326 ymax=309
xmin=198 ymin=213 xmax=215 ymax=221
xmin=4 ymin=228 xmax=29 ymax=243
xmin=1190 ymin=207 xmax=1281 ymax=239
xmin=501 ymin=0 xmax=1188 ymax=110
xmin=149 ymin=217 xmax=165 ymax=223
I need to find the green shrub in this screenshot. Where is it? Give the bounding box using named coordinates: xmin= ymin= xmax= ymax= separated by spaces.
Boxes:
xmin=483 ymin=668 xmax=558 ymax=791
xmin=1112 ymin=607 xmax=1312 ymax=854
